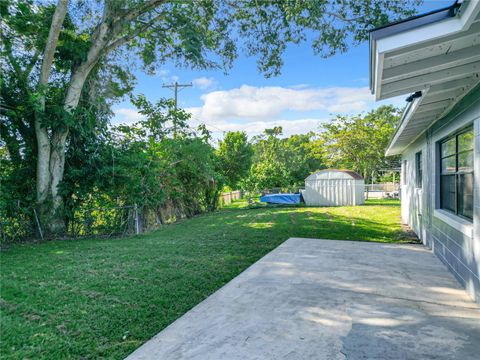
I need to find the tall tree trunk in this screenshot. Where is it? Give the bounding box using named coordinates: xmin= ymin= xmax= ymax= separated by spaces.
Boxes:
xmin=45 ymin=128 xmax=69 ymax=232
xmin=44 ymin=20 xmax=112 ymax=233
xmin=34 ymin=0 xmax=159 ymax=235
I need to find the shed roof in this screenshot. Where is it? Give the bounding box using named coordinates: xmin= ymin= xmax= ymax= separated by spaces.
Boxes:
xmin=369 ymin=0 xmax=480 ymax=156
xmin=306 ymin=170 xmax=364 ymax=181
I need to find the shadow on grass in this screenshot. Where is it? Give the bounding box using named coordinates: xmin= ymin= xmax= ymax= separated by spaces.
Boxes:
xmin=0 ymin=200 xmax=413 ymax=360
xmin=239 ymin=210 xmax=416 ymax=244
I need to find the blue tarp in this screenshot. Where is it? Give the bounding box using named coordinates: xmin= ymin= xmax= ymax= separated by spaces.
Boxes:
xmin=260 ymin=193 xmax=301 ymax=204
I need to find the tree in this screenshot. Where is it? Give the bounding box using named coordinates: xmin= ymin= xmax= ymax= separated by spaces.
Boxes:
xmin=284 ymin=133 xmax=324 ymax=184
xmin=101 ymin=97 xmax=221 ymax=215
xmin=319 ymin=105 xmax=401 ymax=183
xmin=217 ymin=131 xmax=253 ymax=189
xmin=1 ymin=2 xmax=133 ymax=231
xmin=245 ymin=127 xmax=324 ymax=192
xmin=1 ymin=0 xmax=420 ymax=233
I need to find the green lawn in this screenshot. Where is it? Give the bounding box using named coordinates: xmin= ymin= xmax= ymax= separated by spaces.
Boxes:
xmin=1 ymin=199 xmax=414 ymax=359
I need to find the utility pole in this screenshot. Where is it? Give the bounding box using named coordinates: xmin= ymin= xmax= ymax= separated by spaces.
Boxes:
xmin=162 ymin=81 xmax=192 ymax=136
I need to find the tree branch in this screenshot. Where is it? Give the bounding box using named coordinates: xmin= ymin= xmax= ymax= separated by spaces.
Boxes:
xmin=25 ymin=48 xmax=42 ymax=78
xmin=117 ymin=0 xmax=167 ymax=25
xmin=324 ymin=11 xmax=362 ymax=23
xmin=3 ymin=38 xmax=25 ymax=81
xmin=39 ymin=0 xmax=69 ymax=87
xmin=105 ymin=13 xmax=165 ymax=53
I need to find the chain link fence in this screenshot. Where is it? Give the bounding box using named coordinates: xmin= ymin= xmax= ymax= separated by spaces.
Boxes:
xmin=0 ymin=202 xmax=38 ymax=244
xmin=1 ymin=191 xmax=243 ymax=245
xmin=0 ymin=204 xmax=144 ymax=245
xmin=365 ymin=183 xmax=400 ymax=199
xmin=66 ymin=205 xmax=139 ymax=239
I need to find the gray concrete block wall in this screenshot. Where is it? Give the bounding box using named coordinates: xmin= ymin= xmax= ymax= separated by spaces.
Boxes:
xmin=431 ymin=217 xmax=480 ymax=301
xmin=402 ymin=88 xmax=480 ymax=303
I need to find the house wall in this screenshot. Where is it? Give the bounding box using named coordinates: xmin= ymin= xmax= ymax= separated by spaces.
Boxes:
xmin=400 ymin=88 xmax=480 ymax=303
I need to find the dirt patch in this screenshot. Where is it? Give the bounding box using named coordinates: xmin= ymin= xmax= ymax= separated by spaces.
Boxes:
xmin=398 ymin=223 xmax=420 ymax=243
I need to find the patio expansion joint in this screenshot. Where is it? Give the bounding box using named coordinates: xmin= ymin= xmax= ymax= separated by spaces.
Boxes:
xmin=367 ymin=291 xmax=478 ymax=310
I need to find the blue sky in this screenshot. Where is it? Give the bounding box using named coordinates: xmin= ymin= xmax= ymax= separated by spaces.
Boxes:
xmin=113 ymin=1 xmax=451 ymax=139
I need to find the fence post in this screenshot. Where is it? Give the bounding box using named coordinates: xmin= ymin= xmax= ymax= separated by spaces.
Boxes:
xmin=33 ymin=208 xmax=44 ymax=241
xmin=134 ymin=204 xmax=140 ymax=235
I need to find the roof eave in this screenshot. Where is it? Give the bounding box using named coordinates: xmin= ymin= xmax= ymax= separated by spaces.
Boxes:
xmin=385 ymin=95 xmax=422 ymax=157
xmin=368 ymin=2 xmax=460 ymax=95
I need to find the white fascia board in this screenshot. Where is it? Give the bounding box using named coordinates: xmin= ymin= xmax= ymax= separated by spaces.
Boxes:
xmin=370 ymin=37 xmax=376 ymax=94
xmin=376 ymin=18 xmax=463 ymax=55
xmin=374 ymin=51 xmax=384 ymax=100
xmin=374 ymin=1 xmax=480 ymax=100
xmin=385 ymin=94 xmax=424 ymax=156
xmin=378 ymin=1 xmax=480 ymax=55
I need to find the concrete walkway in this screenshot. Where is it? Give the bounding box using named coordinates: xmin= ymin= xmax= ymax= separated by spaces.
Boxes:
xmin=126 ymin=238 xmax=480 ymax=360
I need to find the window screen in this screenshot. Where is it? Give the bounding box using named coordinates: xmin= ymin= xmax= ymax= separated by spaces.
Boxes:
xmin=439 ymin=127 xmax=474 ymax=220
xmin=415 ymin=151 xmax=422 ymax=188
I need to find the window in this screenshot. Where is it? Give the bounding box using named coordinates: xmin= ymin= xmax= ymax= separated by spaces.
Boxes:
xmin=402 ymin=160 xmax=407 ymax=185
xmin=415 ymin=151 xmax=422 ymax=188
xmin=439 ymin=127 xmax=474 ymax=220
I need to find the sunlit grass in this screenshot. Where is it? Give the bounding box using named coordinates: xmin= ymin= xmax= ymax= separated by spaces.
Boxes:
xmin=0 ymin=199 xmax=413 ymax=359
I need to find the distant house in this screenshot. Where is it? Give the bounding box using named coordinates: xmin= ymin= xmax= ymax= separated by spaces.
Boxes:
xmin=370 ymin=0 xmax=480 ymax=302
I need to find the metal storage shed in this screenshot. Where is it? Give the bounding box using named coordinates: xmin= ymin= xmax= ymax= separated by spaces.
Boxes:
xmin=302 ymin=170 xmax=365 ymax=206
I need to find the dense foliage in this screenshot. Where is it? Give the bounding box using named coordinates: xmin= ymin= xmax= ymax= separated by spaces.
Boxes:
xmin=245 ymin=127 xmax=323 ymax=192
xmin=237 ymin=105 xmax=400 ymax=193
xmin=1 ymin=94 xmax=401 ymax=241
xmin=70 ymin=96 xmax=221 ymax=213
xmin=216 ymin=131 xmax=253 ymax=189
xmin=0 ymin=0 xmax=413 ymax=239
xmin=319 ymin=105 xmax=401 ymax=182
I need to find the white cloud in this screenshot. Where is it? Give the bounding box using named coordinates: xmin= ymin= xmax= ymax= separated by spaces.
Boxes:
xmin=156 ymin=68 xmax=169 ymax=77
xmin=112 ymin=108 xmax=144 ymax=125
xmin=112 ymin=85 xmax=406 ymax=140
xmin=189 ymin=85 xmax=374 ymax=122
xmin=289 ymin=84 xmax=310 ymax=89
xmin=184 ymin=84 xmax=400 ymax=139
xmin=155 ymin=68 xmax=170 ymax=82
xmin=192 ymin=77 xmax=217 ymax=90
xmin=189 ymin=117 xmax=327 ymax=140
xmin=154 ymin=68 xmax=180 ymax=83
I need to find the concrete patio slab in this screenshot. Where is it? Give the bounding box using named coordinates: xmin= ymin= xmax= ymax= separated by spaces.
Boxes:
xmin=126 ymin=238 xmax=480 ymax=360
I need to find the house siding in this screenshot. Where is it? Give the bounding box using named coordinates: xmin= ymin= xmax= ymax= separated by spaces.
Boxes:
xmin=400 ymin=88 xmax=480 ymax=303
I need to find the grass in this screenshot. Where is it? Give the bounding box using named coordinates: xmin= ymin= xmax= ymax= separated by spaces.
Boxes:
xmin=1 ymin=199 xmax=413 ymax=359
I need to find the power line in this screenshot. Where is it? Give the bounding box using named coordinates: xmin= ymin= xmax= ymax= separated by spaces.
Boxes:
xmin=189 ymin=116 xmax=225 ymax=134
